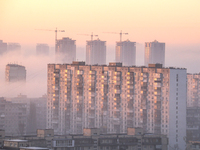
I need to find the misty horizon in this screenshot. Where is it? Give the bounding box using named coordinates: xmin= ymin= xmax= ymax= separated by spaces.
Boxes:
xmin=0 ymin=42 xmax=199 ymax=98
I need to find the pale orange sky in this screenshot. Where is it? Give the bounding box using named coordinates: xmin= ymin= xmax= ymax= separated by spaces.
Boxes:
xmin=0 ymin=0 xmax=200 ymax=97
xmin=0 ymin=0 xmax=200 ymax=46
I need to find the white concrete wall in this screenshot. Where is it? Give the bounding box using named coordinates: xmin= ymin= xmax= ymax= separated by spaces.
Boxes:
xmin=169 ymin=69 xmax=186 ymax=150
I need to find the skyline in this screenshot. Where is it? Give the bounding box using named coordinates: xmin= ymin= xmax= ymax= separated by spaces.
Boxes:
xmin=0 ymin=0 xmax=200 ymax=73
xmin=0 ymin=0 xmax=200 ymax=98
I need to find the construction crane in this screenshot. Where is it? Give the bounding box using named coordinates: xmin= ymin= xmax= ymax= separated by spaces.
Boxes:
xmin=103 ymin=30 xmax=128 ymax=42
xmin=77 ymin=32 xmax=98 ymax=41
xmin=35 ymin=28 xmax=65 ymax=51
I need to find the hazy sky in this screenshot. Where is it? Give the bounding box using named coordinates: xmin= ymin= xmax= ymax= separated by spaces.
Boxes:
xmin=0 ymin=0 xmax=200 ymax=97
xmin=0 ymin=0 xmax=200 ymax=46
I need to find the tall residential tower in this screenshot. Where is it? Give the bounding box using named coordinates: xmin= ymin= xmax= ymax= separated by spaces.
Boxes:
xmin=187 ymin=73 xmax=200 ymax=107
xmin=7 ymin=43 xmax=21 ymax=52
xmin=86 ymin=39 xmax=106 ymax=65
xmin=47 ymin=62 xmax=186 ymax=149
xmin=115 ymin=40 xmax=136 ymax=66
xmin=56 ymin=37 xmax=76 ymax=63
xmin=0 ymin=40 xmax=7 ymax=55
xmin=36 ymin=43 xmax=49 ymax=55
xmin=145 ymin=40 xmax=165 ymax=67
xmin=5 ymin=64 xmax=26 ymax=82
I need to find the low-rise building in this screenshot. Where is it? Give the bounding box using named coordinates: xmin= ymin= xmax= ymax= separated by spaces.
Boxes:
xmin=1 ymin=128 xmax=167 ymax=150
xmin=20 ymin=147 xmax=48 ymax=150
xmin=53 ymin=128 xmax=168 ymax=150
xmin=188 ymin=141 xmax=200 ymax=150
xmin=3 ymin=139 xmax=29 ymax=149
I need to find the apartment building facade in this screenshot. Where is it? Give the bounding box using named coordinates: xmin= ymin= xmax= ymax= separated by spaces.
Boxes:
xmin=5 ymin=64 xmax=26 ymax=82
xmin=186 ymin=73 xmax=200 ymax=142
xmin=47 ymin=62 xmax=186 ymax=149
xmin=7 ymin=94 xmax=47 ymax=134
xmin=0 ymin=97 xmax=28 ymax=136
xmin=187 ymin=73 xmax=200 ymax=107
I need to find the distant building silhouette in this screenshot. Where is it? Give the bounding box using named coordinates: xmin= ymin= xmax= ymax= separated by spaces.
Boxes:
xmin=36 ymin=43 xmax=49 ymax=55
xmin=7 ymin=43 xmax=21 ymax=52
xmin=56 ymin=37 xmax=76 ymax=63
xmin=5 ymin=64 xmax=26 ymax=82
xmin=0 ymin=40 xmax=7 ymax=55
xmin=0 ymin=97 xmax=28 ymax=136
xmin=7 ymin=94 xmax=47 ymax=135
xmin=145 ymin=40 xmax=165 ymax=66
xmin=86 ymin=38 xmax=106 ymax=65
xmin=115 ymin=40 xmax=136 ymax=66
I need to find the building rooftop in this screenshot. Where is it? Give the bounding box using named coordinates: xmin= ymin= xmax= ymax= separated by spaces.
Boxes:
xmin=20 ymin=147 xmax=48 ymax=150
xmin=5 ymin=139 xmax=28 ymax=142
xmin=49 ymin=62 xmax=186 ymax=70
xmin=6 ymin=64 xmax=25 ymax=68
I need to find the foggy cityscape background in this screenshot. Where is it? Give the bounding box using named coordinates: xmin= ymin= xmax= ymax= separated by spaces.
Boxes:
xmin=0 ymin=0 xmax=200 ymax=150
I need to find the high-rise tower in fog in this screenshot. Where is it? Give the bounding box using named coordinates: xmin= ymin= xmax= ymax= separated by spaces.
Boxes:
xmin=7 ymin=43 xmax=21 ymax=52
xmin=145 ymin=40 xmax=165 ymax=66
xmin=0 ymin=40 xmax=7 ymax=55
xmin=116 ymin=40 xmax=136 ymax=66
xmin=56 ymin=37 xmax=76 ymax=63
xmin=86 ymin=39 xmax=106 ymax=65
xmin=36 ymin=43 xmax=49 ymax=55
xmin=5 ymin=64 xmax=26 ymax=82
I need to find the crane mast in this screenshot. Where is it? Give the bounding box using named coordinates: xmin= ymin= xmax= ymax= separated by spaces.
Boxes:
xmin=35 ymin=28 xmax=65 ymax=52
xmin=103 ymin=30 xmax=128 ymax=42
xmin=77 ymin=32 xmax=98 ymax=41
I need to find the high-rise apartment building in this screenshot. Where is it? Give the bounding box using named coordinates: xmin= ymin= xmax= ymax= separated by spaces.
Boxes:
xmin=0 ymin=40 xmax=7 ymax=55
xmin=145 ymin=40 xmax=165 ymax=67
xmin=7 ymin=43 xmax=21 ymax=52
xmin=86 ymin=39 xmax=106 ymax=65
xmin=116 ymin=40 xmax=136 ymax=66
xmin=5 ymin=64 xmax=26 ymax=82
xmin=6 ymin=94 xmax=47 ymax=134
xmin=186 ymin=107 xmax=200 ymax=142
xmin=186 ymin=73 xmax=200 ymax=142
xmin=36 ymin=43 xmax=49 ymax=55
xmin=187 ymin=73 xmax=200 ymax=107
xmin=56 ymin=37 xmax=76 ymax=63
xmin=0 ymin=97 xmax=28 ymax=136
xmin=47 ymin=62 xmax=186 ymax=149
